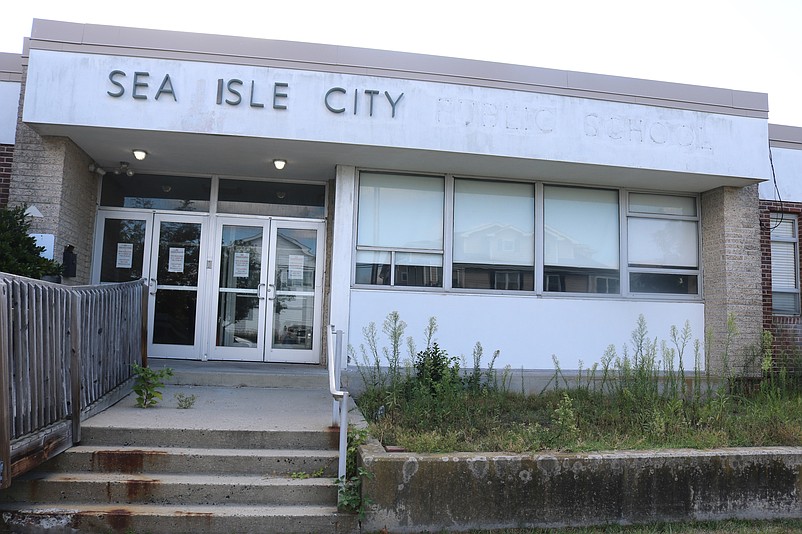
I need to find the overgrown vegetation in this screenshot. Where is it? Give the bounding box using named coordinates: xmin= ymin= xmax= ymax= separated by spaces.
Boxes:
xmin=0 ymin=205 xmax=61 ymax=279
xmin=465 ymin=519 xmax=802 ymax=533
xmin=132 ymin=364 xmax=174 ymax=408
xmin=353 ymin=312 xmax=802 ymax=453
xmin=336 ymin=427 xmax=374 ymax=519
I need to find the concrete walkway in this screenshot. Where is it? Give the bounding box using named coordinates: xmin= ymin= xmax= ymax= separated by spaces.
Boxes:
xmin=82 ymin=384 xmax=338 ymax=433
xmin=84 ymin=357 xmax=347 ymax=433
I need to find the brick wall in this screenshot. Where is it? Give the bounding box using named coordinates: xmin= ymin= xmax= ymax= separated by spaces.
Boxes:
xmin=0 ymin=143 xmax=12 ymax=207
xmin=760 ymin=199 xmax=802 ymax=368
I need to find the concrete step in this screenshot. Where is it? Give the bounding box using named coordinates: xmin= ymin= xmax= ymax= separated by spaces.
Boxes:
xmin=148 ymin=360 xmax=330 ymax=389
xmin=80 ymin=426 xmax=340 ymax=450
xmin=44 ymin=445 xmax=339 ymax=476
xmin=1 ymin=473 xmax=338 ymax=506
xmin=0 ymin=503 xmax=357 ymax=534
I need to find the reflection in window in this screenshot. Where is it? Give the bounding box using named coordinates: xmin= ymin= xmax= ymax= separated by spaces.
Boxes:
xmin=628 ymin=193 xmax=699 ymax=295
xmin=100 ymin=174 xmax=211 ymax=211
xmin=452 ymin=179 xmax=534 ymax=290
xmin=544 ymin=186 xmax=619 ymax=293
xmin=99 ymin=218 xmax=146 ymax=282
xmin=356 ymin=173 xmax=444 ymax=287
xmin=218 ymin=179 xmax=325 ymax=218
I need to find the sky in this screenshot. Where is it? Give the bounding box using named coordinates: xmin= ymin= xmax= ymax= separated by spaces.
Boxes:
xmin=3 ymin=0 xmax=801 ymax=127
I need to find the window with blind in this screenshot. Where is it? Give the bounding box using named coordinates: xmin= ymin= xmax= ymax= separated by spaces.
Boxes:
xmin=353 ymin=172 xmax=703 ymax=299
xmin=543 ymin=186 xmax=620 ymax=294
xmin=453 ymin=179 xmax=535 ymax=290
xmin=355 ymin=172 xmax=444 ymax=287
xmin=627 ymin=193 xmax=699 ymax=294
xmin=770 ymin=214 xmax=800 ymax=315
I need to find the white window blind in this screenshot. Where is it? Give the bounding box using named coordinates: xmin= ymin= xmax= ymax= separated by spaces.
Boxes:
xmin=628 ymin=218 xmax=698 ymax=268
xmin=770 ymin=215 xmax=800 ymax=315
xmin=544 ymin=186 xmax=619 ymax=269
xmin=771 ymin=241 xmax=797 ymax=289
xmin=357 ymin=173 xmax=444 ymax=250
xmin=453 ymin=179 xmax=534 ymax=266
xmin=629 ymin=193 xmax=697 ymax=217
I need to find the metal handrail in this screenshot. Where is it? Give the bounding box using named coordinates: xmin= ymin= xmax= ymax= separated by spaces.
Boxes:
xmin=328 ymin=325 xmax=348 ymax=481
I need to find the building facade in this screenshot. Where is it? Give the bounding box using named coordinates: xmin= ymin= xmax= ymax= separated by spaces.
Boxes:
xmin=3 ymin=19 xmax=796 ymax=373
xmin=760 ymin=125 xmax=802 ymax=368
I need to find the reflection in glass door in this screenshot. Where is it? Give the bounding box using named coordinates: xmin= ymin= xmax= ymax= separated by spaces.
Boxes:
xmin=210 ymin=220 xmax=268 ymax=361
xmin=209 ymin=218 xmax=323 ymax=363
xmin=268 ymin=224 xmax=322 ymax=363
xmin=93 ymin=211 xmax=152 ymax=283
xmin=148 ymin=214 xmax=208 ymax=358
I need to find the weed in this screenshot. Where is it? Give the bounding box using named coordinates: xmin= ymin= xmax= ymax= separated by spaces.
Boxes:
xmin=336 ymin=427 xmax=373 ymax=518
xmin=290 ymin=467 xmax=325 ymax=479
xmin=173 ymin=393 xmax=197 ymax=409
xmin=131 ymin=364 xmax=173 ymax=408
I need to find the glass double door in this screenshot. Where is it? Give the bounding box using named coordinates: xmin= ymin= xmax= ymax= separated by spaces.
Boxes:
xmin=94 ymin=211 xmax=209 ymax=359
xmin=210 ymin=217 xmax=323 ymax=363
xmin=93 ymin=211 xmax=324 ymax=363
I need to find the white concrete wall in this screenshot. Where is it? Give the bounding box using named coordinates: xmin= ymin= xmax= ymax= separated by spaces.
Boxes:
xmin=0 ymin=80 xmax=20 ymax=144
xmin=348 ymin=290 xmax=705 ymax=371
xmin=23 ymin=50 xmax=769 ymax=182
xmin=760 ymin=146 xmax=802 ymax=202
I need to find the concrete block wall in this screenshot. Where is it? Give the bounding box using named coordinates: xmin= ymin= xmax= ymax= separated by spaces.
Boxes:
xmin=8 ymin=67 xmax=97 ymax=285
xmin=0 ymin=144 xmax=11 ymax=207
xmin=361 ymin=442 xmax=802 ymax=532
xmin=760 ymin=199 xmax=802 ymax=368
xmin=701 ymin=185 xmax=764 ymax=375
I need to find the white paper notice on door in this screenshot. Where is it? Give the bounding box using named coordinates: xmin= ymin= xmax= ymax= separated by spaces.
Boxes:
xmin=288 ymin=255 xmax=305 ymax=280
xmin=233 ymin=252 xmax=250 ymax=277
xmin=168 ymin=247 xmax=185 ymax=273
xmin=116 ymin=243 xmax=134 ymax=269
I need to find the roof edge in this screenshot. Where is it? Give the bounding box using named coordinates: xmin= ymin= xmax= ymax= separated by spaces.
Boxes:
xmin=770 ymin=124 xmax=802 ymax=149
xmin=26 ymin=19 xmax=769 ymax=119
xmin=0 ymin=52 xmax=23 ymax=82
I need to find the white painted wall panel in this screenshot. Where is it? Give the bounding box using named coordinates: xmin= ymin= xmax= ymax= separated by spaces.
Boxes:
xmin=760 ymin=147 xmax=802 ymax=202
xmin=23 ymin=50 xmax=769 ymax=181
xmin=348 ymin=290 xmax=704 ymax=371
xmin=0 ymin=80 xmax=20 ymax=144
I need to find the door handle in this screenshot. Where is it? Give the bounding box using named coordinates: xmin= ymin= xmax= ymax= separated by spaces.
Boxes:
xmin=267 ymin=283 xmax=275 ymax=301
xmin=258 ymin=283 xmax=266 ymax=300
xmin=149 ymin=278 xmax=157 ymax=296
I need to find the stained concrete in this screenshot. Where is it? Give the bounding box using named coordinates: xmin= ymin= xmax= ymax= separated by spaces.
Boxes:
xmin=360 ymin=441 xmax=802 ymax=532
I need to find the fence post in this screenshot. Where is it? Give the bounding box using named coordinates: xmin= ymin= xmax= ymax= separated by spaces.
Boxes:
xmin=141 ymin=280 xmax=148 ymax=368
xmin=0 ymin=283 xmax=11 ymax=489
xmin=70 ymin=293 xmax=82 ymax=444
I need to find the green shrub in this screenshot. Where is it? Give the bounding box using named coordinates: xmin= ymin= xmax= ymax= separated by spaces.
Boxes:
xmin=0 ymin=205 xmax=61 ymax=279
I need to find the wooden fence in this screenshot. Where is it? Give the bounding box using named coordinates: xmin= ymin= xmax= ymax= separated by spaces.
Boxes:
xmin=0 ymin=273 xmax=146 ymax=488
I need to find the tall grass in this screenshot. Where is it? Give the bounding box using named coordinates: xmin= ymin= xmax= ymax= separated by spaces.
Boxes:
xmin=353 ymin=312 xmax=802 ymax=453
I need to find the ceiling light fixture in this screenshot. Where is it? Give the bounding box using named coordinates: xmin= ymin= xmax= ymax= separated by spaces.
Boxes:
xmin=115 ymin=162 xmax=135 ymax=177
xmin=133 ymin=149 xmax=148 ymax=161
xmin=273 ymin=159 xmax=286 ymax=170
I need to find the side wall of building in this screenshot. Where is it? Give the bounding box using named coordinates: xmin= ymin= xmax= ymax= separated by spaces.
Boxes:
xmin=8 ymin=66 xmax=97 ymax=284
xmin=759 ymin=131 xmax=802 ymax=368
xmin=760 ymin=199 xmax=802 ymax=367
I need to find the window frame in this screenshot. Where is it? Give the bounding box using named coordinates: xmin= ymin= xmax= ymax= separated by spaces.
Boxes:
xmin=624 ymin=191 xmax=701 ymax=299
xmin=353 ymin=171 xmax=446 ymax=289
xmin=351 ymin=170 xmax=703 ymax=301
xmin=769 ymin=213 xmax=801 ymax=315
